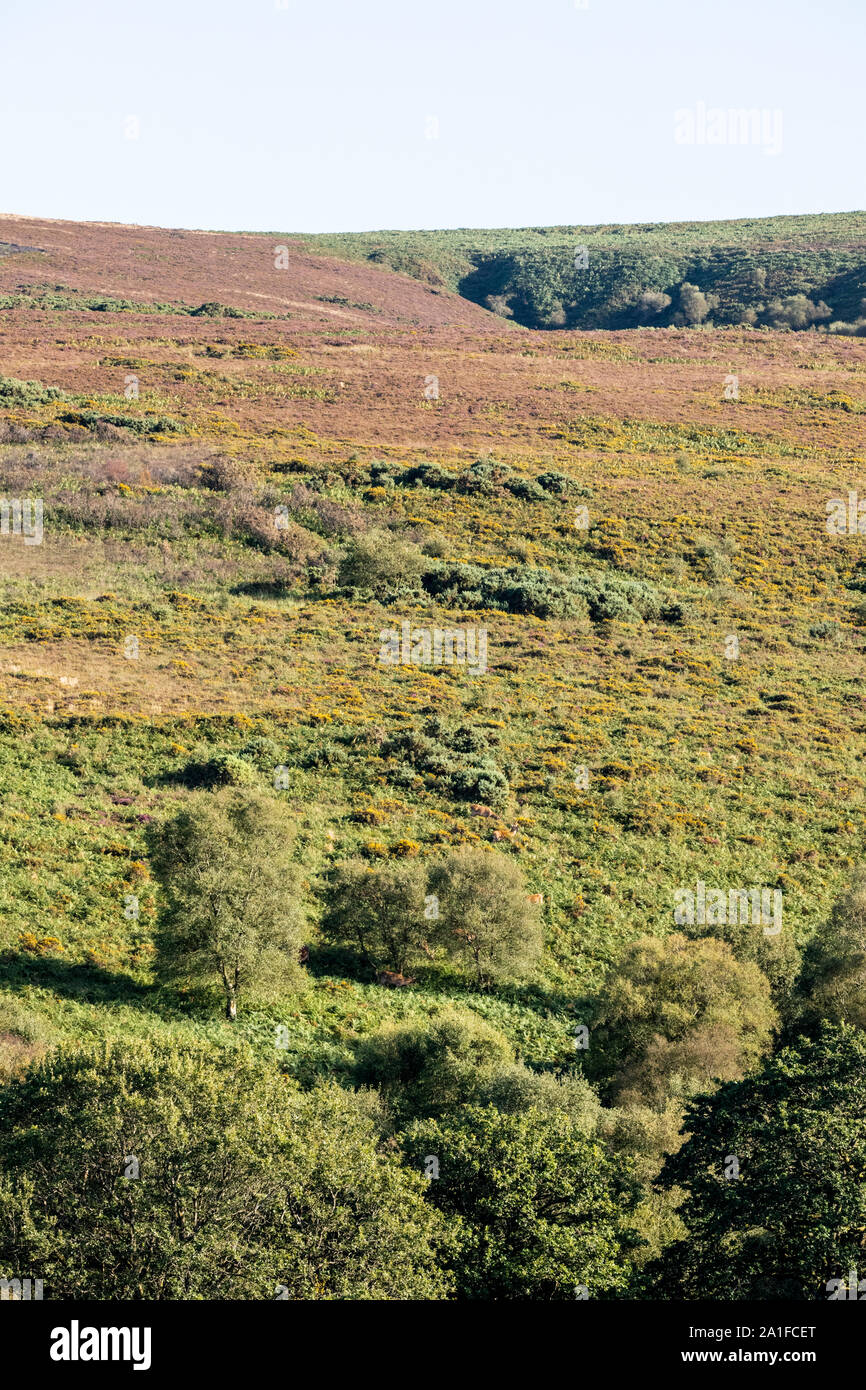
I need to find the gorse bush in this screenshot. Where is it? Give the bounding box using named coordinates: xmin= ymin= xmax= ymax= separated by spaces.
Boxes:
xmin=181 ymin=749 xmax=259 ymax=788
xmin=58 ymin=408 xmax=187 ymax=436
xmin=0 ymin=375 xmax=66 ymax=406
xmin=382 ymin=720 xmax=509 ymax=806
xmin=399 ymin=456 xmax=586 ymax=503
xmin=421 ymin=560 xmax=672 ymax=624
xmin=422 ymin=562 xmax=587 ymax=619
xmin=383 ymin=717 xmax=511 ymax=806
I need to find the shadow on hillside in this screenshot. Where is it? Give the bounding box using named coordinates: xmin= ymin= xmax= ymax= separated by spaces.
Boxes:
xmin=303 ymin=946 xmax=573 ymax=1020
xmin=231 ymin=580 xmax=331 ymax=602
xmin=231 ymin=579 xmax=292 ymax=600
xmin=0 ymin=953 xmax=150 ymax=1007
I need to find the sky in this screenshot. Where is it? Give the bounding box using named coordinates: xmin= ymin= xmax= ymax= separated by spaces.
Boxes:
xmin=2 ymin=0 xmax=863 ymax=233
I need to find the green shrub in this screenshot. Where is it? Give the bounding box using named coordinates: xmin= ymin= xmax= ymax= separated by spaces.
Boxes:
xmin=183 ymin=750 xmax=258 ymax=788
xmin=58 ymin=409 xmax=186 ymax=436
xmin=383 ymin=723 xmax=509 ymax=806
xmin=353 ymin=1008 xmax=514 ymax=1123
xmin=190 ymin=301 xmax=246 ymax=318
xmin=0 ymin=374 xmax=66 ymax=406
xmin=338 ymin=530 xmax=427 ymax=598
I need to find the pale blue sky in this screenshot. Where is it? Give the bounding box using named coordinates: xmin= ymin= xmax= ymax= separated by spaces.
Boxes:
xmin=2 ymin=0 xmax=862 ymax=232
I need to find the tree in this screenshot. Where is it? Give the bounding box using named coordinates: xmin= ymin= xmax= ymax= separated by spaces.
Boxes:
xmin=321 ymin=857 xmax=430 ymax=975
xmin=0 ymin=1040 xmax=449 ymax=1300
xmin=645 ymin=1026 xmax=866 ymax=1299
xmin=478 ymin=1064 xmax=601 ymax=1135
xmin=353 ymin=1008 xmax=514 ymax=1124
xmin=635 ymin=289 xmax=672 ymax=321
xmin=762 ymin=294 xmax=831 ymax=330
xmin=797 ymin=868 xmax=866 ymax=1029
xmin=676 ymin=282 xmax=719 ymax=326
xmin=587 ymin=933 xmax=777 ymax=1105
xmin=484 ymin=293 xmax=514 ymax=318
xmin=427 ymin=845 xmax=543 ymax=987
xmin=148 ymin=789 xmax=305 ymax=1019
xmin=404 ymin=1105 xmax=640 ymax=1299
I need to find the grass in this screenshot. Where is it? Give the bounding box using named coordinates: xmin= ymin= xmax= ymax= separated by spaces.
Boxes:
xmin=1 ymin=218 xmax=865 ymax=1091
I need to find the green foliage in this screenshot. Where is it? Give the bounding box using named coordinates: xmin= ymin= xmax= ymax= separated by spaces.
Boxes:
xmin=383 ymin=721 xmax=509 ymax=806
xmin=58 ymin=408 xmax=186 ymax=436
xmin=338 ymin=530 xmax=428 ymax=598
xmin=762 ymin=293 xmax=831 ymax=330
xmin=646 ymin=1026 xmax=866 ymax=1299
xmin=303 ymin=212 xmax=866 ymax=330
xmin=797 ymin=867 xmax=866 ymax=1029
xmin=189 ymin=302 xmax=246 ymax=318
xmin=353 ymin=1008 xmax=514 ymax=1123
xmin=677 ymin=900 xmax=801 ymax=1000
xmin=675 ymin=282 xmax=719 ymax=326
xmin=423 ymin=561 xmax=585 ymax=619
xmin=321 ymin=857 xmax=430 ymax=974
xmin=0 ymin=992 xmax=56 ymax=1081
xmin=0 ymin=1040 xmax=448 ymax=1299
xmin=404 ymin=1105 xmax=640 ymax=1298
xmin=478 ymin=1064 xmax=601 ymax=1135
xmin=0 ymin=375 xmax=66 ymax=406
xmin=182 ymin=749 xmax=259 ymax=788
xmin=6 ymin=209 xmax=866 ymax=1304
xmin=421 ymin=559 xmax=672 ymax=624
xmin=401 ymin=458 xmax=585 ymax=503
xmin=587 ymin=933 xmax=777 ymax=1104
xmin=147 ymin=789 xmax=305 ymax=1018
xmin=427 ymin=845 xmax=543 ymax=987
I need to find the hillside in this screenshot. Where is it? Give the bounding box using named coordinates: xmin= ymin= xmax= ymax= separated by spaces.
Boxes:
xmin=1 ymin=214 xmax=866 ymax=1299
xmin=300 ymin=211 xmax=866 ymax=330
xmin=0 ymin=213 xmax=501 ymax=333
